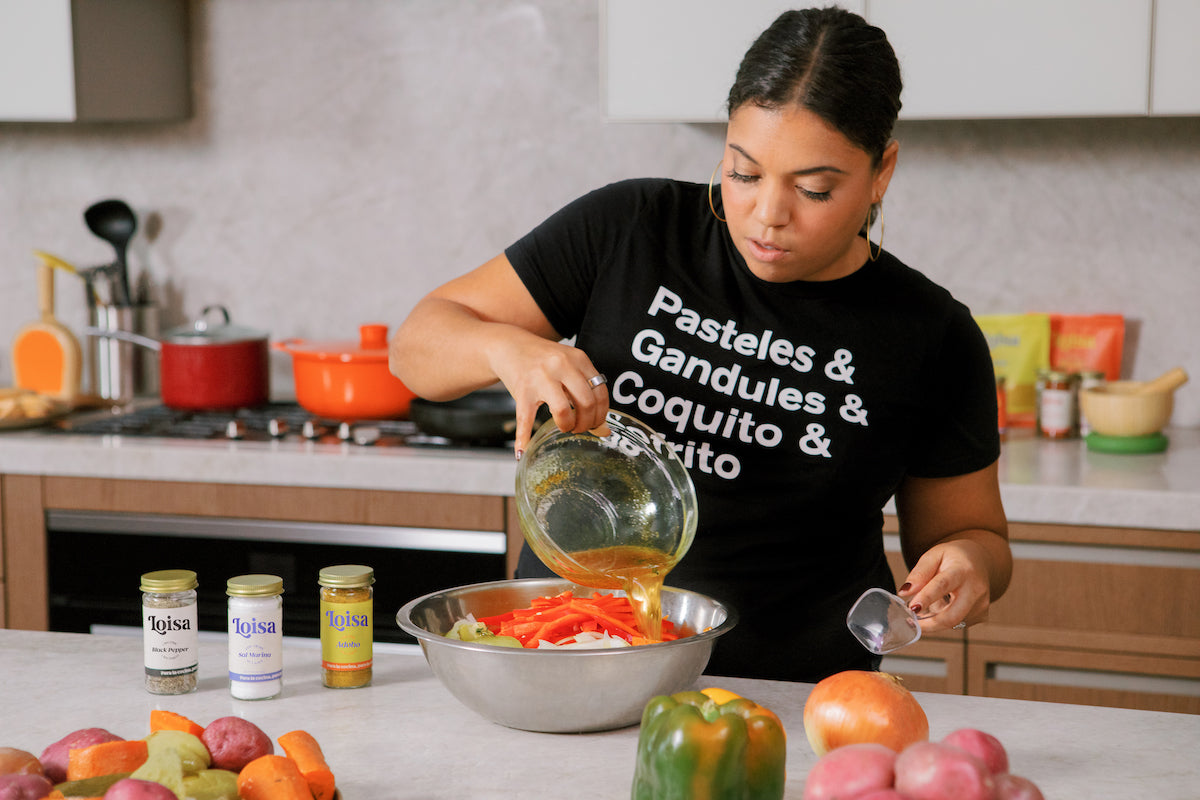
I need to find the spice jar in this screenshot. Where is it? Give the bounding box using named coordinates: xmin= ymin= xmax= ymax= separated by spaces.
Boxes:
xmin=1038 ymin=370 xmax=1076 ymax=439
xmin=140 ymin=569 xmax=199 ymax=695
xmin=227 ymin=574 xmax=284 ymax=700
xmin=319 ymin=565 xmax=374 ymax=689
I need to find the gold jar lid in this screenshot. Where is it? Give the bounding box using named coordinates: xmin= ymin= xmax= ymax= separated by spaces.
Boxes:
xmin=318 ymin=564 xmax=375 ymax=588
xmin=226 ymin=574 xmax=284 ymax=597
xmin=140 ymin=569 xmax=198 ymax=592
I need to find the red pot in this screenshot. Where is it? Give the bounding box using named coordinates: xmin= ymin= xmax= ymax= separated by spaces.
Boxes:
xmin=274 ymin=324 xmax=415 ymax=420
xmin=158 ymin=306 xmax=270 ymax=410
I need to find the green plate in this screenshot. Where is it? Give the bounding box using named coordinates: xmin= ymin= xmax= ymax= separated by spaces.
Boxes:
xmin=1085 ymin=431 xmax=1169 ymax=454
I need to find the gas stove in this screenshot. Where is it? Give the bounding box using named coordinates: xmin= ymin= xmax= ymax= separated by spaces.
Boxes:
xmin=52 ymin=402 xmax=509 ymax=449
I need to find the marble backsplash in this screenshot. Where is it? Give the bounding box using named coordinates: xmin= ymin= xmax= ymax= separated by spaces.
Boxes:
xmin=1 ymin=0 xmax=1197 ymax=426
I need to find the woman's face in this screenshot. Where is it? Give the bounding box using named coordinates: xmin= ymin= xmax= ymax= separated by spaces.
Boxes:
xmin=720 ymin=104 xmax=898 ymax=283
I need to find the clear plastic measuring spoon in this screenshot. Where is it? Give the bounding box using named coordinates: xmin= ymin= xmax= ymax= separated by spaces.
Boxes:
xmin=846 ymin=587 xmax=927 ymax=655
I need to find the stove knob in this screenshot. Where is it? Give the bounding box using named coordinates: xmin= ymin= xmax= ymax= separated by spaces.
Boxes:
xmin=352 ymin=425 xmax=381 ymax=446
xmin=225 ymin=419 xmax=246 ymax=440
xmin=267 ymin=418 xmax=289 ymax=438
xmin=337 ymin=422 xmax=353 ymax=441
xmin=302 ymin=420 xmax=325 ymax=440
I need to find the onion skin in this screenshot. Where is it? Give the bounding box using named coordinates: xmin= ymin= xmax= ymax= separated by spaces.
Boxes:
xmin=803 ymin=671 xmax=929 ymax=756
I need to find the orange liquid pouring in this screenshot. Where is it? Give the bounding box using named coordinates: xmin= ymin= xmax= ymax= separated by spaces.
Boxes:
xmin=555 ymin=544 xmax=674 ymax=641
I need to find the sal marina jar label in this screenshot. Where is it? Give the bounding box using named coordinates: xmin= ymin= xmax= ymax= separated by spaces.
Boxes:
xmin=227 ymin=574 xmax=284 ymax=700
xmin=319 ymin=565 xmax=374 ymax=689
xmin=141 ymin=569 xmax=199 ymax=695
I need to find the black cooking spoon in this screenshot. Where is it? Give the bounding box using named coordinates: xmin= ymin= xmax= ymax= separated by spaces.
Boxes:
xmin=84 ymin=198 xmax=137 ymax=306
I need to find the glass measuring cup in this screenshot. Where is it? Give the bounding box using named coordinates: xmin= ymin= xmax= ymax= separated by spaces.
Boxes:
xmin=846 ymin=587 xmax=926 ymax=655
xmin=515 ymin=409 xmax=697 ymax=581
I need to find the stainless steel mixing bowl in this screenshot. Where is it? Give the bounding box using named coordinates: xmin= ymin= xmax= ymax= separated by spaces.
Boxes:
xmin=396 ymin=578 xmax=737 ymax=733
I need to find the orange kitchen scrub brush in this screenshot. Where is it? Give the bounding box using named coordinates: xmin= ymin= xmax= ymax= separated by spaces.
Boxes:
xmin=11 ymin=250 xmax=82 ymax=402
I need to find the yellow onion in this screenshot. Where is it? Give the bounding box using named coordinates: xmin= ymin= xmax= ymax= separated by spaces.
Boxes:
xmin=803 ymin=670 xmax=929 ymax=755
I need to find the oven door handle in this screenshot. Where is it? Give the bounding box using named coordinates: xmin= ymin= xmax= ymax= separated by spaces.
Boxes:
xmin=45 ymin=511 xmax=507 ymax=555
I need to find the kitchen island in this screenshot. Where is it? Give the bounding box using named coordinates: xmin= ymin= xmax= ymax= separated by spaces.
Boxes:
xmin=0 ymin=630 xmax=1196 ymax=799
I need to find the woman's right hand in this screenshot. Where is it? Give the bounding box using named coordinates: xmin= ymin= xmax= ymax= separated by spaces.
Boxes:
xmin=390 ymin=253 xmax=610 ymax=457
xmin=486 ymin=331 xmax=610 ymax=457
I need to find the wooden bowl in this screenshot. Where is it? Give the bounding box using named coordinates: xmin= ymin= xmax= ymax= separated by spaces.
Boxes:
xmin=1080 ymin=381 xmax=1174 ymax=437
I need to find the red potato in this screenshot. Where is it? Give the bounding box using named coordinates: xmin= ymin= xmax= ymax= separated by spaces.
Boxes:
xmin=803 ymin=742 xmax=897 ymax=800
xmin=38 ymin=728 xmax=123 ymax=784
xmin=995 ymin=773 xmax=1046 ymax=800
xmin=0 ymin=773 xmax=54 ymax=800
xmin=856 ymin=792 xmax=913 ymax=800
xmin=200 ymin=717 xmax=274 ymax=773
xmin=0 ymin=749 xmax=42 ymax=777
xmin=103 ymin=777 xmax=178 ymax=800
xmin=941 ymin=728 xmax=1009 ymax=774
xmin=894 ymin=741 xmax=996 ymax=800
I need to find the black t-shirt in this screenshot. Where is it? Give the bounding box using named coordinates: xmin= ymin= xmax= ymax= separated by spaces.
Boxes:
xmin=507 ymin=178 xmax=999 ymax=682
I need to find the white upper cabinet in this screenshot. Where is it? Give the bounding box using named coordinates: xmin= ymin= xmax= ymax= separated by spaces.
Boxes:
xmin=0 ymin=0 xmax=190 ymax=122
xmin=603 ymin=0 xmax=1193 ymax=121
xmin=872 ymin=0 xmax=1151 ymax=119
xmin=1151 ymin=0 xmax=1200 ymax=115
xmin=602 ymin=1 xmax=866 ymax=122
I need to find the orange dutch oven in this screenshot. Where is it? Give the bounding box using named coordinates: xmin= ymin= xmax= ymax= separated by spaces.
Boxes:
xmin=274 ymin=324 xmax=416 ymax=420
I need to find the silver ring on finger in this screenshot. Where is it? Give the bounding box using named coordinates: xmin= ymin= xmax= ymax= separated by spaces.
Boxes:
xmin=587 ymin=374 xmax=607 ymax=389
xmin=953 ymin=621 xmax=967 ymax=630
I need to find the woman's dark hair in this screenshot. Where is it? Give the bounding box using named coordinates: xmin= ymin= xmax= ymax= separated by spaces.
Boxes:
xmin=727 ymin=7 xmax=902 ymax=163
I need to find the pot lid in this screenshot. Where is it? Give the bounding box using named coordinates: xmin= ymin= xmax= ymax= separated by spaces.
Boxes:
xmin=164 ymin=305 xmax=267 ymax=345
xmin=277 ymin=324 xmax=391 ymax=363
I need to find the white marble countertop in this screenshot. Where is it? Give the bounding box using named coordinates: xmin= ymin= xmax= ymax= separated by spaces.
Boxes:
xmin=0 ymin=630 xmax=1195 ymax=799
xmin=1 ymin=424 xmax=1198 ymax=531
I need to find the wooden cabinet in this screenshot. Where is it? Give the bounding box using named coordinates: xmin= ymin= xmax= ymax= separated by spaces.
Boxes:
xmin=0 ymin=475 xmax=514 ymax=631
xmin=886 ymin=516 xmax=1200 ymax=713
xmin=0 ymin=0 xmax=190 ymax=122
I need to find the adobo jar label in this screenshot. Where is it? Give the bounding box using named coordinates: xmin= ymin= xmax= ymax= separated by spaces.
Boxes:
xmin=142 ymin=607 xmax=199 ymax=677
xmin=320 ymin=598 xmax=373 ymax=671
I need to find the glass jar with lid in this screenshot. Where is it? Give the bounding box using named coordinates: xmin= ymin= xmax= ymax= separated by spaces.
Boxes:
xmin=140 ymin=569 xmax=199 ymax=695
xmin=319 ymin=565 xmax=374 ymax=688
xmin=227 ymin=574 xmax=284 ymax=700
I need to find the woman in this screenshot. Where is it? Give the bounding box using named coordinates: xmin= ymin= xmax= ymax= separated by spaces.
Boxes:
xmin=391 ymin=7 xmax=1011 ymax=682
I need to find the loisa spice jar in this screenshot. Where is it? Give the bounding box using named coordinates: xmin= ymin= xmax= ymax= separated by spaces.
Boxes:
xmin=227 ymin=574 xmax=284 ymax=700
xmin=140 ymin=569 xmax=199 ymax=695
xmin=319 ymin=565 xmax=374 ymax=688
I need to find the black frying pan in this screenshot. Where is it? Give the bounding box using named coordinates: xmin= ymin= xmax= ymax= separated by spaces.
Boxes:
xmin=409 ymin=390 xmax=520 ymax=442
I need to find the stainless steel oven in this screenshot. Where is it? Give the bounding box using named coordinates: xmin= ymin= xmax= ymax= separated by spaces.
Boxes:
xmin=45 ymin=510 xmax=507 ymax=644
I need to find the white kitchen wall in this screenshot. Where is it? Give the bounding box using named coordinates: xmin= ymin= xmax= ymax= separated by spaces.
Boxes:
xmin=1 ymin=0 xmax=1197 ymax=425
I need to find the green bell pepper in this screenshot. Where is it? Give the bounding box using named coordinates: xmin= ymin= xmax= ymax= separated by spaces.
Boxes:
xmin=631 ymin=690 xmax=787 ymax=800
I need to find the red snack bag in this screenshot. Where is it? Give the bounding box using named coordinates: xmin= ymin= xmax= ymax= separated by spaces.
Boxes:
xmin=1048 ymin=314 xmax=1125 ymax=380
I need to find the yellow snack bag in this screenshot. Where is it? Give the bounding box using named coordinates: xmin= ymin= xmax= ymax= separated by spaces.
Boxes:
xmin=975 ymin=313 xmax=1051 ymax=425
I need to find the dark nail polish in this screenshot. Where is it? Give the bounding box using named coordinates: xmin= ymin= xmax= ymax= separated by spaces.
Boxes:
xmin=899 ymin=582 xmax=912 ymax=593
xmin=909 ymin=602 xmax=922 ymax=615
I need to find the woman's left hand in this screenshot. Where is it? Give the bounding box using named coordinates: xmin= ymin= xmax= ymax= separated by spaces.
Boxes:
xmin=896 ymin=537 xmax=994 ymax=632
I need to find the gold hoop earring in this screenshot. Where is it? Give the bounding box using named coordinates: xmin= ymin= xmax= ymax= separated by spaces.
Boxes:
xmin=708 ymin=160 xmax=726 ymax=223
xmin=866 ymin=203 xmax=884 ymax=262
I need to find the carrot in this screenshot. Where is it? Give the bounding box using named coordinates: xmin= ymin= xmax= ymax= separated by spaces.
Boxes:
xmin=277 ymin=730 xmax=336 ymax=800
xmin=66 ymin=739 xmax=148 ymax=781
xmin=236 ymin=755 xmax=312 ymax=800
xmin=477 ymin=590 xmax=679 ymax=646
xmin=149 ymin=709 xmax=205 ymax=737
